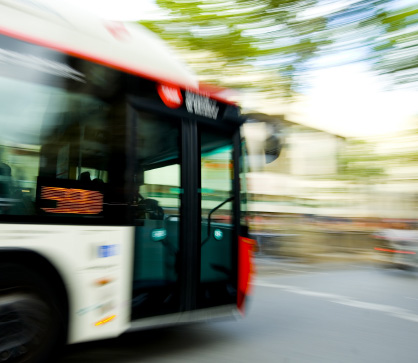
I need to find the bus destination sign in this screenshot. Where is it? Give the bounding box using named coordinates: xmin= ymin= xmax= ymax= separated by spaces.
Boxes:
xmin=185 ymin=91 xmax=219 ymax=120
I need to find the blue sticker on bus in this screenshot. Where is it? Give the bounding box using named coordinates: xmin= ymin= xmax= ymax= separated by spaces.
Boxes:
xmin=214 ymin=229 xmax=223 ymax=241
xmin=151 ymin=228 xmax=167 ymax=241
xmin=98 ymin=244 xmax=118 ymax=258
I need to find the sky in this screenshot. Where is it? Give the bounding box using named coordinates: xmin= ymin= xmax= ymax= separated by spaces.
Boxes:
xmin=62 ymin=0 xmax=418 ymax=138
xmin=63 ymin=0 xmax=164 ymax=21
xmin=292 ymin=64 xmax=418 ymax=137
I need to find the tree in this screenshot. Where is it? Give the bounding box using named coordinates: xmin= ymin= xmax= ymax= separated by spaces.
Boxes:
xmin=338 ymin=139 xmax=386 ymax=183
xmin=140 ymin=0 xmax=418 ymax=97
xmin=371 ymin=5 xmax=418 ymax=86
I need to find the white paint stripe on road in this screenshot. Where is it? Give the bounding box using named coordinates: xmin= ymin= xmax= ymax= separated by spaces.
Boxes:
xmin=274 ymin=268 xmax=311 ymax=274
xmin=256 ymin=266 xmax=329 ymax=275
xmin=255 ymin=282 xmax=349 ymax=300
xmin=254 ymin=281 xmax=418 ymax=324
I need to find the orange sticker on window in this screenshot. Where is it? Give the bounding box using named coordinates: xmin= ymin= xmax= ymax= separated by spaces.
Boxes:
xmin=41 ymin=186 xmax=103 ymax=214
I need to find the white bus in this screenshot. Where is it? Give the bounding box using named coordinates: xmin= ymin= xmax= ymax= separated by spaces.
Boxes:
xmin=0 ymin=0 xmax=257 ymax=362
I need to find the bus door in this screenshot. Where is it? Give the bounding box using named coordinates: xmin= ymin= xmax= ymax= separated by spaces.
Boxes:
xmin=130 ymin=109 xmax=183 ymax=320
xmin=198 ymin=127 xmax=237 ymax=309
xmin=130 ymin=108 xmax=238 ymax=320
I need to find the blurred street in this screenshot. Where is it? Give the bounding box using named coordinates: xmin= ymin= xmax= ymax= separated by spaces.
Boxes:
xmin=1 ymin=1 xmax=418 ymax=363
xmin=59 ymin=259 xmax=418 ymax=363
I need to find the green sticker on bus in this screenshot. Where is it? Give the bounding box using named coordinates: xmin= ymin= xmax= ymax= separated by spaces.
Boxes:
xmin=151 ymin=228 xmax=167 ymax=241
xmin=214 ymin=229 xmax=223 ymax=241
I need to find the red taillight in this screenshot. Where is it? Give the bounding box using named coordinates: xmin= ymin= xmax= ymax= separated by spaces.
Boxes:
xmin=374 ymin=247 xmax=416 ymax=255
xmin=237 ymin=236 xmax=256 ymax=315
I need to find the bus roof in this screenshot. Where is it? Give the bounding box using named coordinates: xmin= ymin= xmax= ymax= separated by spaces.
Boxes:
xmin=0 ymin=0 xmax=200 ymax=90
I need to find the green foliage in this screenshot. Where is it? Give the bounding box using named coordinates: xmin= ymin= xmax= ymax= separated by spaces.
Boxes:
xmin=140 ymin=0 xmax=418 ymax=96
xmin=338 ymin=140 xmax=386 ymax=182
xmin=372 ymin=5 xmax=418 ymax=85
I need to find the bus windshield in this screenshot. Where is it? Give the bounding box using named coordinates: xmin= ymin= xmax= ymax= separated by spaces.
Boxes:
xmin=0 ymin=73 xmax=110 ymax=216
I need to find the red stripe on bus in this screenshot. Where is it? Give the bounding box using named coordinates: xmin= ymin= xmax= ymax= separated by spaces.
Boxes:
xmin=237 ymin=236 xmax=256 ymax=315
xmin=0 ymin=26 xmax=237 ymax=105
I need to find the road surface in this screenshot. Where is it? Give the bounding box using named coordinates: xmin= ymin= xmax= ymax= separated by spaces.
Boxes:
xmin=59 ymin=260 xmax=418 ymax=362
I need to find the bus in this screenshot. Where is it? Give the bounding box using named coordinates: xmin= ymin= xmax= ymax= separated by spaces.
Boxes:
xmin=0 ymin=0 xmax=258 ymax=362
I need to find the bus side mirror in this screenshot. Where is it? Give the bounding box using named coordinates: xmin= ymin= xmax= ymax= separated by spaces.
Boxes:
xmin=265 ymin=134 xmax=281 ymax=164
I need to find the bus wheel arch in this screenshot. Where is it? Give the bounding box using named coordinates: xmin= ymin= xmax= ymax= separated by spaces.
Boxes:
xmin=0 ymin=249 xmax=69 ymax=362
